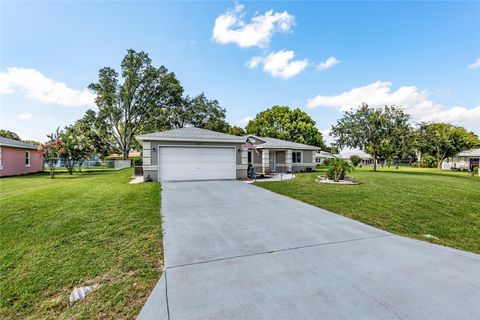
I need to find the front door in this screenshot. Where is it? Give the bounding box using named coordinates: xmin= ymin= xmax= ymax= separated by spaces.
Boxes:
xmin=269 ymin=151 xmax=276 ymax=171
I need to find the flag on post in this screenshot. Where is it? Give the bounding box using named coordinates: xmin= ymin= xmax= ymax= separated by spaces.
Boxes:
xmin=244 ymin=138 xmax=259 ymax=155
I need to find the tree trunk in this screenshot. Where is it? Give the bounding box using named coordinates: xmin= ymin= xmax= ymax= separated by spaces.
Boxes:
xmin=437 ymin=153 xmax=446 ymax=170
xmin=68 ymin=167 xmax=73 ymax=175
xmin=373 ymin=154 xmax=377 ymax=172
xmin=49 ymin=166 xmax=55 ymax=179
xmin=123 ymin=148 xmax=129 ymax=160
xmin=437 ymin=158 xmax=443 ymax=170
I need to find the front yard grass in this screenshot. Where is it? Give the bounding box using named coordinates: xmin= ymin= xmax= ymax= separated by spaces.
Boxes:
xmin=256 ymin=166 xmax=480 ymax=254
xmin=0 ymin=169 xmax=162 ymax=319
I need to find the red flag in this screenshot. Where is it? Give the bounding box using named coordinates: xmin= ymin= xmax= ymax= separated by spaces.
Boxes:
xmin=244 ymin=138 xmax=259 ymax=155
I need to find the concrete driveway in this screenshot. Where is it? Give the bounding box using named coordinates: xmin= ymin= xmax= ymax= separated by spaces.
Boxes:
xmin=139 ymin=180 xmax=480 ymax=320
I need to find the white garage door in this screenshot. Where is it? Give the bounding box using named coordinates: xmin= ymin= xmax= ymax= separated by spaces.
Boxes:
xmin=158 ymin=146 xmax=236 ymax=181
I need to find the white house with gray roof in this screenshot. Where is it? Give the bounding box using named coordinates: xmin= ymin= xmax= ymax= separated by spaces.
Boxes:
xmin=442 ymin=148 xmax=480 ymax=171
xmin=136 ymin=128 xmax=320 ymax=182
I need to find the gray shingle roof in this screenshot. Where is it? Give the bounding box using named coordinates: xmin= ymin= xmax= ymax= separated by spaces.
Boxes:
xmin=247 ymin=135 xmax=319 ymax=150
xmin=338 ymin=149 xmax=372 ymax=159
xmin=457 ymin=148 xmax=480 ymax=157
xmin=136 ymin=127 xmax=245 ymax=143
xmin=0 ymin=137 xmax=39 ymax=150
xmin=316 ymin=151 xmax=337 ymax=158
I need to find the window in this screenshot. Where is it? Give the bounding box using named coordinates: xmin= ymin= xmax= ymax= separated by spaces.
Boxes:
xmin=292 ymin=151 xmax=302 ymax=163
xmin=248 ymin=151 xmax=252 ymax=164
xmin=25 ymin=151 xmax=30 ymax=167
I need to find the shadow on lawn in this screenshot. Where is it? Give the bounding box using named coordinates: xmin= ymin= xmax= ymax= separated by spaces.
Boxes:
xmin=37 ymin=170 xmax=116 ymax=179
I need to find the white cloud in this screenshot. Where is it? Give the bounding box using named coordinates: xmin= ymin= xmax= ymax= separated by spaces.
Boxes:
xmin=17 ymin=112 xmax=32 ymax=120
xmin=0 ymin=67 xmax=96 ymax=108
xmin=316 ymin=57 xmax=340 ymax=70
xmin=247 ymin=50 xmax=309 ymax=79
xmin=212 ymin=3 xmax=294 ymax=48
xmin=468 ymin=58 xmax=480 ymax=70
xmin=307 ymin=81 xmax=480 ymax=129
xmin=238 ymin=115 xmax=254 ymax=127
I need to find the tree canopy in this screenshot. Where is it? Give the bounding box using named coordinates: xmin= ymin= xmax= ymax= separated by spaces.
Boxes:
xmin=415 ymin=122 xmax=479 ymax=169
xmin=331 ymin=104 xmax=411 ymax=171
xmin=0 ymin=129 xmax=21 ymax=141
xmin=246 ymin=106 xmax=325 ymax=148
xmin=88 ymin=49 xmax=184 ymax=159
xmin=87 ymin=50 xmax=232 ymax=158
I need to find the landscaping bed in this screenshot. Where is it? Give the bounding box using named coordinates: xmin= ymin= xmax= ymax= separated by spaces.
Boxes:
xmin=0 ymin=169 xmax=162 ymax=319
xmin=255 ymin=166 xmax=480 ymax=254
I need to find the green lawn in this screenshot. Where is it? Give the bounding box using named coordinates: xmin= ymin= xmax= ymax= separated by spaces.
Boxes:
xmin=0 ymin=169 xmax=162 ymax=319
xmin=256 ymin=166 xmax=480 ymax=254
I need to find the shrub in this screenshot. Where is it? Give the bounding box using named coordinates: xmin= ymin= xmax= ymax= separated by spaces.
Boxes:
xmin=473 ymin=166 xmax=479 ymax=175
xmin=133 ymin=157 xmax=143 ymax=166
xmin=420 ymin=155 xmax=437 ymax=168
xmin=326 ymin=167 xmax=335 ymax=180
xmin=350 ymin=155 xmax=361 ymax=167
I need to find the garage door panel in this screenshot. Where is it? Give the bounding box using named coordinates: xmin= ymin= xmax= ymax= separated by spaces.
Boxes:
xmin=158 ymin=147 xmax=235 ymax=181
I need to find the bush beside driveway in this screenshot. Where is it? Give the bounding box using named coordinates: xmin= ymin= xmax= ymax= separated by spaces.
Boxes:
xmin=0 ymin=169 xmax=162 ymax=319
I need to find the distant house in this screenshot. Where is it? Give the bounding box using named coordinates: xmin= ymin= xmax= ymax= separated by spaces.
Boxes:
xmin=338 ymin=149 xmax=376 ymax=166
xmin=315 ymin=151 xmax=336 ymax=164
xmin=0 ymin=137 xmax=43 ymax=177
xmin=442 ymin=148 xmax=480 ymax=171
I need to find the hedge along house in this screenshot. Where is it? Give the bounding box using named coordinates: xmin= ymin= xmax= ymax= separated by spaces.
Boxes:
xmin=0 ymin=137 xmax=43 ymax=177
xmin=136 ymin=127 xmax=248 ymax=182
xmin=245 ymin=135 xmax=319 ymax=174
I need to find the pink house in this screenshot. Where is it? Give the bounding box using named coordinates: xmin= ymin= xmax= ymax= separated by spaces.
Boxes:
xmin=0 ymin=137 xmax=44 ymax=177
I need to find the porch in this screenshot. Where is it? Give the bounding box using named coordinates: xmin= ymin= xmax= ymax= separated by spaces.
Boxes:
xmin=248 ymin=149 xmax=292 ymax=174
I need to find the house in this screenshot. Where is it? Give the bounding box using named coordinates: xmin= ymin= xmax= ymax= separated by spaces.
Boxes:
xmin=442 ymin=148 xmax=480 ymax=171
xmin=315 ymin=150 xmax=336 ymax=164
xmin=245 ymin=135 xmax=319 ymax=174
xmin=338 ymin=149 xmax=376 ymax=166
xmin=136 ymin=127 xmax=319 ymax=182
xmin=0 ymin=137 xmax=43 ymax=177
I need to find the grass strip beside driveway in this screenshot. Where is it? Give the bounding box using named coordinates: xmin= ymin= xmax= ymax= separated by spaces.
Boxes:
xmin=0 ymin=169 xmax=162 ymax=319
xmin=255 ymin=167 xmax=480 ymax=254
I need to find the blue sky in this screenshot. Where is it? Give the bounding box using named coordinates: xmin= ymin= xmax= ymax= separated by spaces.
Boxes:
xmin=1 ymin=1 xmax=479 ymax=143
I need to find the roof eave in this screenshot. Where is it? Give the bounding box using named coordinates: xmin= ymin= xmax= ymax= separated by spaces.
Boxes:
xmin=0 ymin=143 xmax=39 ymax=150
xmin=136 ymin=136 xmax=245 ymax=143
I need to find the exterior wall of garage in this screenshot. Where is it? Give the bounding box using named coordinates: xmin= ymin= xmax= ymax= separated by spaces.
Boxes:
xmin=141 ymin=139 xmax=247 ymax=181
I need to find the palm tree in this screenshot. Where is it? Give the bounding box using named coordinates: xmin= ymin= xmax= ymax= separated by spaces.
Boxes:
xmin=329 ymin=158 xmax=354 ymax=182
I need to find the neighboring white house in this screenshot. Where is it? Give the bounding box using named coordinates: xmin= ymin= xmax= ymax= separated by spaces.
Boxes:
xmin=338 ymin=149 xmax=376 ymax=166
xmin=315 ymin=151 xmax=336 ymax=164
xmin=441 ymin=148 xmax=480 ymax=171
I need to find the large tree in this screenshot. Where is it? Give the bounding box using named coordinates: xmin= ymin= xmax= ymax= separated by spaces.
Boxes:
xmin=185 ymin=93 xmax=229 ymax=132
xmin=88 ymin=49 xmax=184 ymax=159
xmin=158 ymin=92 xmax=230 ymax=133
xmin=0 ymin=129 xmax=21 ymax=141
xmin=75 ymin=110 xmax=114 ymax=159
xmin=416 ymin=123 xmax=479 ymax=169
xmin=246 ymin=106 xmax=325 ymax=148
xmin=331 ymin=104 xmax=411 ymax=171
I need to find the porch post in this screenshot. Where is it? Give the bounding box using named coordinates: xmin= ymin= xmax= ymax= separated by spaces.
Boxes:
xmin=286 ymin=149 xmax=292 ymax=172
xmin=262 ymin=150 xmax=269 ymax=174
